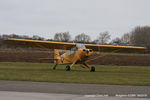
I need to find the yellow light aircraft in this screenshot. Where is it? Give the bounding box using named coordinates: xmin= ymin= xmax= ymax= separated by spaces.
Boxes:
xmin=4 ymin=38 xmax=146 ymax=72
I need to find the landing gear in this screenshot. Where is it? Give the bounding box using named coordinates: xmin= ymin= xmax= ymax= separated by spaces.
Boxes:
xmin=66 ymin=65 xmax=71 ymax=71
xmin=90 ymin=66 xmax=95 ymax=72
xmin=53 ymin=64 xmax=57 ymax=70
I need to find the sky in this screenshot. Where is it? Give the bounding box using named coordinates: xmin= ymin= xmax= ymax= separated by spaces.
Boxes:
xmin=0 ymin=0 xmax=150 ymax=40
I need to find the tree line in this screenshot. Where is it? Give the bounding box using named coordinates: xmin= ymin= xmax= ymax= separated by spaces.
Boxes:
xmin=111 ymin=26 xmax=150 ymax=52
xmin=53 ymin=31 xmax=111 ymax=44
xmin=0 ymin=26 xmax=150 ymax=52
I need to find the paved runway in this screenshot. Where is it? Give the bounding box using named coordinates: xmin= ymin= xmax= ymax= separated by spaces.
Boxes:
xmin=0 ymin=80 xmax=150 ymax=99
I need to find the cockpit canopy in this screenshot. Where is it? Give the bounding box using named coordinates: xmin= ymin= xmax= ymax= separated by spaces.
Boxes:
xmin=65 ymin=43 xmax=86 ymax=56
xmin=76 ymin=43 xmax=86 ymax=49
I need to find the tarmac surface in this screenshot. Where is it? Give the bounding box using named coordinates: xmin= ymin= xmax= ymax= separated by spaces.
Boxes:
xmin=0 ymin=80 xmax=150 ymax=100
xmin=0 ymin=91 xmax=149 ymax=100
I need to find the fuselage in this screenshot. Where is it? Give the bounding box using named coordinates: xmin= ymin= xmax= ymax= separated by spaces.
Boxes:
xmin=55 ymin=43 xmax=94 ymax=64
xmin=58 ymin=49 xmax=93 ymax=64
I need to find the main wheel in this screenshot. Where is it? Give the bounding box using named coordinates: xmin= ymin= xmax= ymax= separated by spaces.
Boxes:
xmin=66 ymin=65 xmax=71 ymax=71
xmin=53 ymin=67 xmax=56 ymax=70
xmin=90 ymin=66 xmax=95 ymax=72
xmin=53 ymin=64 xmax=57 ymax=70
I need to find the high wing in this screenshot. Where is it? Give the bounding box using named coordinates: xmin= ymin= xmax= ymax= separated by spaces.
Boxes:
xmin=85 ymin=44 xmax=146 ymax=53
xmin=3 ymin=38 xmax=146 ymax=53
xmin=3 ymin=38 xmax=76 ymax=50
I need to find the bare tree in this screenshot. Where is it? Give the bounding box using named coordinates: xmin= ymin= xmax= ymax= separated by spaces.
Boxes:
xmin=111 ymin=37 xmax=122 ymax=45
xmin=74 ymin=33 xmax=91 ymax=43
xmin=54 ymin=32 xmax=71 ymax=42
xmin=95 ymin=31 xmax=111 ymax=44
xmin=121 ymin=33 xmax=132 ymax=44
xmin=111 ymin=33 xmax=132 ymax=45
xmin=131 ymin=26 xmax=150 ymax=51
xmin=32 ymin=35 xmax=44 ymax=40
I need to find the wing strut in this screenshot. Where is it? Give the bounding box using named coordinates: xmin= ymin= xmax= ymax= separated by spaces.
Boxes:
xmin=86 ymin=49 xmax=120 ymax=63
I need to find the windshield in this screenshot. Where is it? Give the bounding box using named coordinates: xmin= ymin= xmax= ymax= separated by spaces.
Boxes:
xmin=76 ymin=43 xmax=86 ymax=49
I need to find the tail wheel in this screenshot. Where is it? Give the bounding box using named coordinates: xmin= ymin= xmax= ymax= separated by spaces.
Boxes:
xmin=66 ymin=65 xmax=71 ymax=71
xmin=90 ymin=66 xmax=95 ymax=72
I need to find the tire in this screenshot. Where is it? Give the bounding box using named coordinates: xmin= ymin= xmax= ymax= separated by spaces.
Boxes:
xmin=66 ymin=65 xmax=71 ymax=71
xmin=52 ymin=64 xmax=57 ymax=70
xmin=90 ymin=66 xmax=95 ymax=72
xmin=53 ymin=67 xmax=56 ymax=70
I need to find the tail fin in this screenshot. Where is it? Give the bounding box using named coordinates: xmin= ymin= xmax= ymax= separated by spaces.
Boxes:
xmin=54 ymin=49 xmax=60 ymax=64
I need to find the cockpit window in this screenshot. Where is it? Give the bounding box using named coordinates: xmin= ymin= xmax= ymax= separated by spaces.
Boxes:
xmin=76 ymin=43 xmax=86 ymax=49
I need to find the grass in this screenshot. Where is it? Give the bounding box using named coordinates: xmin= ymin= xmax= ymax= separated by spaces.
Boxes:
xmin=0 ymin=62 xmax=150 ymax=86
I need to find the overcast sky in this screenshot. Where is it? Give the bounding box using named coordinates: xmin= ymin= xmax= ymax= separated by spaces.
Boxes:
xmin=0 ymin=0 xmax=150 ymax=40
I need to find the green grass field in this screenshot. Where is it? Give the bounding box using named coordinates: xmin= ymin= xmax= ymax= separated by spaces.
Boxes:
xmin=0 ymin=62 xmax=150 ymax=86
